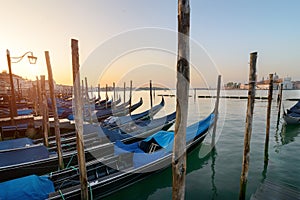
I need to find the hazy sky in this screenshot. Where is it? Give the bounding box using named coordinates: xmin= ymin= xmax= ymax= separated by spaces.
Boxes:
xmin=0 ymin=0 xmax=299 ymax=88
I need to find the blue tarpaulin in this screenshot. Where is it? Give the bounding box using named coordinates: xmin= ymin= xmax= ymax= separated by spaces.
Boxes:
xmin=0 ymin=138 xmax=33 ymax=151
xmin=113 ymin=112 xmax=215 ymax=168
xmin=290 ymin=100 xmax=300 ymax=112
xmin=0 ymin=145 xmax=49 ymax=167
xmin=0 ymin=175 xmax=54 ymax=200
xmin=17 ymin=109 xmax=33 ymax=116
xmin=143 ymin=131 xmax=174 ymax=149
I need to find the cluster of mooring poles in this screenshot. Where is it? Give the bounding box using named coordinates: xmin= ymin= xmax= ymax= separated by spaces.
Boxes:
xmin=238 ymin=51 xmax=284 ymax=199
xmin=5 ymin=0 xmax=287 ymax=199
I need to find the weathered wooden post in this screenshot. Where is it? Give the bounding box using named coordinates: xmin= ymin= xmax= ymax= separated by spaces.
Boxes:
xmin=81 ymin=80 xmax=84 ymax=97
xmin=71 ymin=39 xmax=89 ymax=200
xmin=17 ymin=79 xmax=20 ymax=102
xmin=212 ymin=75 xmax=221 ymax=147
xmin=239 ymin=52 xmax=257 ymax=200
xmin=85 ymin=77 xmax=92 ymax=123
xmin=129 ymin=80 xmax=133 ymax=115
xmin=19 ymin=82 xmax=23 ymax=100
xmin=149 ymin=80 xmax=153 ymax=119
xmin=45 ymin=51 xmax=64 ymax=169
xmin=264 ymin=74 xmax=273 ymax=164
xmin=36 ymin=76 xmax=42 ymax=116
xmin=105 ymin=84 xmax=108 ymax=109
xmin=81 ymin=80 xmax=85 ymax=110
xmin=276 ymin=83 xmax=283 ymax=128
xmin=150 ymin=80 xmax=153 ymax=109
xmin=98 ymin=83 xmax=101 ymax=99
xmin=123 ymin=82 xmax=126 ymax=104
xmin=113 ymin=82 xmax=116 ymax=101
xmin=32 ymin=84 xmax=38 ymax=116
xmin=89 ymin=85 xmax=93 ymax=99
xmin=40 ymin=75 xmax=49 ymax=147
xmin=172 ymin=0 xmax=190 ymax=199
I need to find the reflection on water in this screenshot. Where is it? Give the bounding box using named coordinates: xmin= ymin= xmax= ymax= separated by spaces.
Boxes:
xmin=102 ymin=144 xmax=217 ymax=200
xmin=99 ymin=90 xmax=300 ymax=199
xmin=275 ymin=122 xmax=300 ymax=153
xmin=210 ymin=148 xmax=218 ymax=200
xmin=280 ymin=123 xmax=300 ymax=145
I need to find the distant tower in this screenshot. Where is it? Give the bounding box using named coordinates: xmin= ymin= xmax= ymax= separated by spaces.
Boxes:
xmin=274 ymin=72 xmax=279 ymax=81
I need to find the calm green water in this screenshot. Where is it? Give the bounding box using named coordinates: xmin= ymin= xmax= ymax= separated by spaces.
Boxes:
xmin=95 ymin=89 xmax=300 ymax=200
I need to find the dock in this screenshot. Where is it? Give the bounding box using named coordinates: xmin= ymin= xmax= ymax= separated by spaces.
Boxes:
xmin=157 ymin=94 xmax=268 ymax=100
xmin=251 ymin=180 xmax=300 ymax=200
xmin=0 ymin=115 xmax=74 ymax=140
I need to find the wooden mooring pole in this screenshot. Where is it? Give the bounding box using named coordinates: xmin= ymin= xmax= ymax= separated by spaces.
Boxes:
xmin=85 ymin=77 xmax=92 ymax=123
xmin=40 ymin=75 xmax=49 ymax=147
xmin=71 ymin=39 xmax=89 ymax=200
xmin=32 ymin=84 xmax=38 ymax=116
xmin=264 ymin=74 xmax=273 ymax=165
xmin=36 ymin=76 xmax=42 ymax=116
xmin=149 ymin=80 xmax=153 ymax=119
xmin=150 ymin=80 xmax=153 ymax=109
xmin=105 ymin=84 xmax=108 ymax=109
xmin=98 ymin=83 xmax=101 ymax=99
xmin=129 ymin=80 xmax=133 ymax=115
xmin=276 ymin=83 xmax=283 ymax=128
xmin=172 ymin=0 xmax=190 ymax=199
xmin=239 ymin=52 xmax=257 ymax=200
xmin=212 ymin=75 xmax=221 ymax=147
xmin=45 ymin=51 xmax=64 ymax=169
xmin=113 ymin=82 xmax=116 ymax=101
xmin=123 ymin=82 xmax=126 ymax=104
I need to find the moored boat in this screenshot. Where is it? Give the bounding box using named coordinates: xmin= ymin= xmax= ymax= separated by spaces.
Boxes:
xmin=0 ymin=111 xmax=176 ymax=182
xmin=0 ymin=111 xmax=215 ymax=199
xmin=283 ymin=100 xmax=300 ymax=125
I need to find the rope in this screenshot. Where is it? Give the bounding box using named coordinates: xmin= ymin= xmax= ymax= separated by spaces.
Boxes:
xmin=59 ymin=190 xmax=65 ymax=200
xmin=88 ymin=182 xmax=93 ymax=200
xmin=66 ymin=152 xmax=76 ymax=168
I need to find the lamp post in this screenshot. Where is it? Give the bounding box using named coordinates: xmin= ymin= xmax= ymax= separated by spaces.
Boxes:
xmin=6 ymin=50 xmax=37 ymax=120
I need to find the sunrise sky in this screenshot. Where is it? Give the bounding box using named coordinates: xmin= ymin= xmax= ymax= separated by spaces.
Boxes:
xmin=0 ymin=0 xmax=299 ymax=88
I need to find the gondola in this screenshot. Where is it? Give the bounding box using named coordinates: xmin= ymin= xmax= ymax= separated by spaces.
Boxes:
xmin=283 ymin=100 xmax=300 ymax=125
xmin=101 ymin=97 xmax=165 ymax=128
xmin=95 ymin=98 xmax=122 ymax=110
xmin=96 ymin=98 xmax=143 ymax=122
xmin=0 ymin=111 xmax=214 ymax=199
xmin=0 ymin=111 xmax=176 ymax=182
xmin=45 ymin=111 xmax=176 ymax=151
xmin=29 ymin=97 xmax=165 ymax=148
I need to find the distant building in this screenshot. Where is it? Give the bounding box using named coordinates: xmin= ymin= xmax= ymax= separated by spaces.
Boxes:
xmin=292 ymin=81 xmax=300 ymax=89
xmin=224 ymin=82 xmax=241 ymax=90
xmin=282 ymin=77 xmax=293 ymax=89
xmin=239 ymin=83 xmax=248 ymax=90
xmin=0 ymin=71 xmax=72 ymax=98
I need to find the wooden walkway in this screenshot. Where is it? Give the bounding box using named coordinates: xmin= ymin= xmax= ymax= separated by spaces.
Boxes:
xmin=251 ymin=180 xmax=300 ymax=200
xmin=157 ymin=94 xmax=268 ymax=100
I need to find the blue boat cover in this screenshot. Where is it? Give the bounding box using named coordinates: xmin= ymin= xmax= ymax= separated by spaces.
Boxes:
xmin=17 ymin=109 xmax=33 ymax=116
xmin=288 ymin=112 xmax=300 ymax=117
xmin=0 ymin=175 xmax=54 ymax=200
xmin=143 ymin=131 xmax=174 ymax=149
xmin=0 ymin=138 xmax=33 ymax=151
xmin=289 ymin=100 xmax=300 ymax=112
xmin=67 ymin=114 xmax=74 ymax=120
xmin=0 ymin=145 xmax=49 ymax=167
xmin=114 ymin=112 xmax=215 ymax=168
